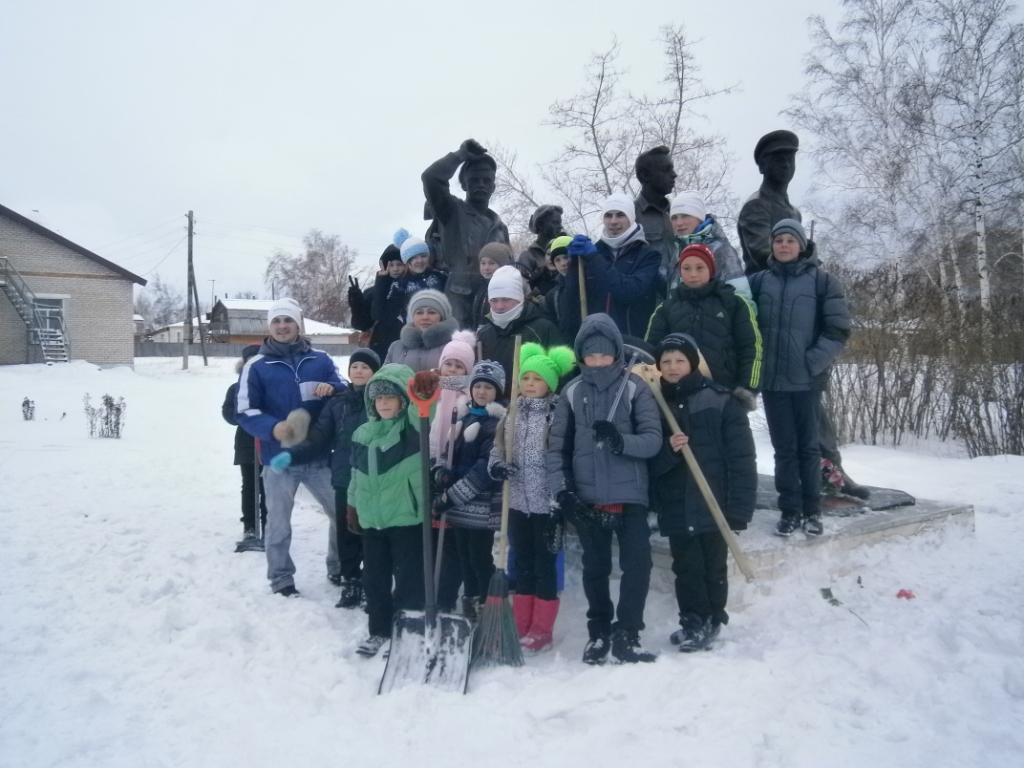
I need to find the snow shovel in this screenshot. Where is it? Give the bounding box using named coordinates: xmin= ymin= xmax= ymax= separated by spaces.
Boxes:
xmin=433 ymin=406 xmax=459 ymax=597
xmin=635 ymin=363 xmax=756 ymax=583
xmin=595 ymin=343 xmax=655 ymax=451
xmin=379 ymin=380 xmax=474 ymax=695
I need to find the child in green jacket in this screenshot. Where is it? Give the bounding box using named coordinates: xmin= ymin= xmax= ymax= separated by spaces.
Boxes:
xmin=348 ymin=363 xmax=427 ymax=657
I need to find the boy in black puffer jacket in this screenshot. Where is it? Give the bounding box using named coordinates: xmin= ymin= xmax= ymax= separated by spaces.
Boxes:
xmin=270 ymin=349 xmax=380 ymax=608
xmin=221 ymin=343 xmax=268 ymax=545
xmin=645 ymin=243 xmax=762 ymax=392
xmin=433 ymin=360 xmax=507 ymax=621
xmin=648 ymin=334 xmax=757 ymax=652
xmin=750 ymin=220 xmax=850 ymax=538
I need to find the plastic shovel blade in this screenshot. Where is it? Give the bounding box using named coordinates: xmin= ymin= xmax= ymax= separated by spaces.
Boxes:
xmin=378 ymin=611 xmax=474 ymax=694
xmin=234 ymin=537 xmax=265 ymax=553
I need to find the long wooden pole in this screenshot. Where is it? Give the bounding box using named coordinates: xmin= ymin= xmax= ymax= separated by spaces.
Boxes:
xmin=638 ymin=365 xmax=756 ymax=583
xmin=577 ymin=258 xmax=588 ymax=322
xmin=496 ymin=335 xmax=522 ymax=572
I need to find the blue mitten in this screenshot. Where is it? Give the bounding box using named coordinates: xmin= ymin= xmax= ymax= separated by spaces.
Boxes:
xmin=567 ymin=234 xmax=598 ymax=259
xmin=269 ymin=452 xmax=292 ymax=474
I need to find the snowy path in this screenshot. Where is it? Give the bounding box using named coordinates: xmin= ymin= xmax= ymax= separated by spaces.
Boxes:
xmin=1 ymin=359 xmax=1022 ymax=767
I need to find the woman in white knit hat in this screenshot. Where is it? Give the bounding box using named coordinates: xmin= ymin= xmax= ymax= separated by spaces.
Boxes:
xmin=669 ymin=191 xmax=749 ymax=299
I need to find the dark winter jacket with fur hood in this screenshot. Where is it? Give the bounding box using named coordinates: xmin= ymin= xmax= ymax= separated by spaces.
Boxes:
xmin=490 ymin=393 xmax=559 ymax=516
xmin=645 ymin=279 xmax=762 ymax=391
xmin=748 ymin=244 xmax=850 ymax=392
xmin=547 ymin=314 xmax=662 ymax=507
xmin=384 ymin=317 xmax=459 ymax=372
xmin=477 ymin=300 xmax=563 ymax=398
xmin=444 ymin=402 xmax=506 ymax=530
xmin=281 ymin=384 xmax=368 ymax=487
xmin=649 ymin=371 xmax=757 ymax=536
xmin=222 ymin=381 xmax=257 ymax=465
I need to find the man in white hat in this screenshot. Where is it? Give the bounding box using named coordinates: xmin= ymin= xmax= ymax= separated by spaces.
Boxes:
xmin=236 ymin=299 xmax=344 ymax=597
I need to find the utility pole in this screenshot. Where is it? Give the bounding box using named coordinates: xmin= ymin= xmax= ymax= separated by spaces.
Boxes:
xmin=209 ymin=279 xmax=216 ymax=307
xmin=183 ymin=211 xmax=193 ymax=370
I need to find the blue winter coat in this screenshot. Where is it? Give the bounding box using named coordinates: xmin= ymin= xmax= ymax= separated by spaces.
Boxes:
xmin=235 ymin=339 xmax=344 ymax=462
xmin=556 ymin=229 xmax=662 ymax=340
xmin=749 ymin=244 xmax=850 ymax=392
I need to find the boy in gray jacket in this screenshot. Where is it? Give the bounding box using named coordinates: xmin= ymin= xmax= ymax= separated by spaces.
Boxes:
xmin=547 ymin=314 xmax=663 ymax=664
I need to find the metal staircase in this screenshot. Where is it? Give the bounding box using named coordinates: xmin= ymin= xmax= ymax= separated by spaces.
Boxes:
xmin=0 ymin=256 xmax=70 ymax=362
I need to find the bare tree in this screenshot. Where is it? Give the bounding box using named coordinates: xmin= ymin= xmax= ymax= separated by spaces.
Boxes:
xmin=490 ymin=26 xmax=738 ymax=237
xmin=264 ymin=230 xmax=360 ymax=326
xmin=134 ymin=273 xmax=185 ymax=329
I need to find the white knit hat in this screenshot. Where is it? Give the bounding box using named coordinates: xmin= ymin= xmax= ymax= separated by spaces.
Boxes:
xmin=487 ymin=265 xmax=526 ymax=302
xmin=267 ymin=298 xmax=302 ymax=327
xmin=670 ymin=191 xmax=707 ymax=221
xmin=393 ymin=227 xmax=430 ymax=264
xmin=600 ymin=193 xmax=636 ymax=226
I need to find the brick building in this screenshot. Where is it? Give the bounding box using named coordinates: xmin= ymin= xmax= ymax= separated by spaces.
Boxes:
xmin=0 ymin=203 xmax=146 ymax=366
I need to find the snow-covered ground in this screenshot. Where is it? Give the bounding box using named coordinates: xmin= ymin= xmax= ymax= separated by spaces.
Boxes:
xmin=1 ymin=358 xmax=1022 ymax=768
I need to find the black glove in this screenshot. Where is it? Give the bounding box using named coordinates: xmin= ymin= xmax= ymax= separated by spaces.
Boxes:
xmin=555 ymin=490 xmax=587 ymax=524
xmin=727 ymin=518 xmax=747 ymax=533
xmin=593 ymin=420 xmax=624 ymax=454
xmin=490 ymin=460 xmax=519 ymax=481
xmin=434 ymin=493 xmax=454 ymax=516
xmin=431 ymin=466 xmax=455 ymax=492
xmin=346 ymin=276 xmax=362 ymax=305
xmin=543 ymin=508 xmax=565 ymax=554
xmin=591 ymin=507 xmax=623 ymax=531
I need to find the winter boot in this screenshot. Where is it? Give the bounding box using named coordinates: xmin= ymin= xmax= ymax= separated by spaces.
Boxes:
xmin=611 ymin=629 xmax=657 ymax=663
xmin=512 ymin=594 xmax=535 ymax=639
xmin=461 ymin=595 xmax=481 ymax=623
xmin=582 ymin=634 xmax=612 ymax=665
xmin=356 ymin=635 xmax=389 ymax=658
xmin=335 ymin=578 xmax=362 ymax=609
xmin=839 ymin=468 xmax=871 ymax=499
xmin=670 ymin=613 xmax=709 ymax=652
xmin=327 ymin=573 xmax=342 ymax=587
xmin=274 ymin=585 xmax=300 ymax=598
xmin=775 ymin=514 xmax=801 ymax=537
xmin=803 ymin=513 xmax=824 ymax=536
xmin=705 ymin=619 xmax=721 ymax=649
xmin=521 ymin=598 xmax=559 ymax=654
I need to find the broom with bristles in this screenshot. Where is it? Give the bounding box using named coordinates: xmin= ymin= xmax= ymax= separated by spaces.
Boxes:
xmin=472 ymin=335 xmax=525 ymax=669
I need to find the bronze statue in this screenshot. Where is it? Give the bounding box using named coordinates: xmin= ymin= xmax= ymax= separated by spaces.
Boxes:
xmin=422 ymin=139 xmax=509 ymax=326
xmin=633 ymin=145 xmax=678 ymax=280
xmin=517 ymin=204 xmax=565 ymax=295
xmin=737 ymin=130 xmax=801 ymax=275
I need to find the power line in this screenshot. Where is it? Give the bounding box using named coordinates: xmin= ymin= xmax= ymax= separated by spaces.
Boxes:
xmin=97 ymin=216 xmax=183 ymax=249
xmin=141 ymin=236 xmax=186 ymax=277
xmin=115 ymin=233 xmax=192 ymax=262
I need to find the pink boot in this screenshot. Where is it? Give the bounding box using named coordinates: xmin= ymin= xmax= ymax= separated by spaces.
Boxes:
xmin=520 ymin=598 xmax=559 ymax=654
xmin=513 ymin=594 xmax=535 ymax=639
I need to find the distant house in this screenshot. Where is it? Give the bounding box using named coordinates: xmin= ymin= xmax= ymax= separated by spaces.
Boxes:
xmin=207 ymin=299 xmax=357 ymax=345
xmin=0 ymin=203 xmax=146 ymax=366
xmin=151 ymin=317 xmax=204 ymax=343
xmin=133 ymin=314 xmax=147 ymax=341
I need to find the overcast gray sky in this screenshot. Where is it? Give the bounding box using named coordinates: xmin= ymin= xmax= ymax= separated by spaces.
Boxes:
xmin=0 ymin=0 xmax=837 ymax=300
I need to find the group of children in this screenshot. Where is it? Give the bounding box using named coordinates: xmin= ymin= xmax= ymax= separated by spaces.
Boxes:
xmin=229 ymin=210 xmax=850 ymax=664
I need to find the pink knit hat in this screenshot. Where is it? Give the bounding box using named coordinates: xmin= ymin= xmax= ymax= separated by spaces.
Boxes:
xmin=438 ymin=330 xmax=477 ymax=373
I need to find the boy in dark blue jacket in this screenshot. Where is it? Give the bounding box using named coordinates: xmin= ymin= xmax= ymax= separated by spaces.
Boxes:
xmin=271 ymin=349 xmax=380 ymax=608
xmin=235 ymin=299 xmax=344 ymax=597
xmin=648 ymin=333 xmax=757 ymax=651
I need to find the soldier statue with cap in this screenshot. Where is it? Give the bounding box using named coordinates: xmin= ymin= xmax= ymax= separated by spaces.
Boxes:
xmin=737 ymin=130 xmax=801 ymax=275
xmin=518 ymin=204 xmax=566 ymax=296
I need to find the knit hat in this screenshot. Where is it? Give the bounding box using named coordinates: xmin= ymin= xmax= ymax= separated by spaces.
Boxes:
xmin=407 ymin=289 xmax=452 ymax=320
xmin=267 ymin=298 xmax=302 ymax=327
xmin=471 ymin=359 xmax=506 ymax=393
xmin=528 ymin=204 xmax=563 ymax=234
xmin=349 ymin=347 xmax=381 ymax=374
xmin=771 ymin=218 xmax=807 ymax=251
xmin=364 ymin=376 xmax=403 ymax=403
xmin=670 ymin=191 xmax=707 ymax=221
xmin=478 ymin=242 xmax=514 ymax=267
xmin=600 ymin=193 xmax=636 ymax=226
xmin=655 ymin=333 xmax=700 ymax=372
xmin=439 ymin=330 xmax=477 ymax=374
xmin=678 ymin=243 xmax=716 ymax=278
xmin=487 ymin=265 xmax=526 ymax=302
xmin=548 ymin=235 xmax=573 ymax=258
xmin=393 ymin=227 xmax=430 ymax=263
xmin=519 ymin=343 xmax=575 ymax=393
xmin=379 ymin=244 xmax=403 ymax=269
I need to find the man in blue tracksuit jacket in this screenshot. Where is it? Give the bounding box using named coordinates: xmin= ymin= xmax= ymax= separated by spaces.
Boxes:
xmin=236 ymin=298 xmax=344 ymax=596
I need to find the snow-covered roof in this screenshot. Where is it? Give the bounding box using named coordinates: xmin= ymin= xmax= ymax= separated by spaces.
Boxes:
xmin=304 ymin=318 xmax=354 ymax=335
xmin=133 ymin=314 xmax=145 ymax=322
xmin=218 ymin=299 xmax=276 ymax=311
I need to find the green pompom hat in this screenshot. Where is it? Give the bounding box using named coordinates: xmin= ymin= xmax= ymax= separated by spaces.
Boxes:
xmin=519 ymin=342 xmax=575 ymax=392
